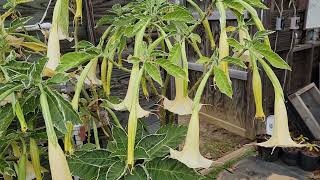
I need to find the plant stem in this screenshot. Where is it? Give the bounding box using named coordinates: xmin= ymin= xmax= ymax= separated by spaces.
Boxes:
xmin=71 ymin=58 xmax=98 ymax=111
xmin=92 ymin=120 xmax=100 ymax=149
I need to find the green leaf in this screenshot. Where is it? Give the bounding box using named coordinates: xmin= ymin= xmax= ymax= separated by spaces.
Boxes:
xmin=224 ymin=0 xmax=244 ymax=13
xmin=196 ymin=56 xmax=211 ymax=64
xmin=137 ymin=125 xmax=187 ymax=159
xmin=253 ymin=30 xmax=274 ymax=41
xmin=124 ymin=19 xmax=149 ymax=38
xmin=163 ymin=9 xmax=195 ymax=23
xmin=145 ymin=62 xmax=163 ymax=86
xmin=253 ymin=42 xmax=291 ymax=70
xmin=109 ymin=127 xmax=128 ymax=151
xmin=0 ymin=83 xmax=23 ymax=102
xmin=106 ymin=161 xmax=126 ymax=180
xmin=44 ymin=87 xmax=81 ymax=134
xmin=0 ymin=106 xmax=15 ymax=137
xmin=76 ymin=40 xmax=95 ymax=50
xmin=110 ymin=146 xmax=149 ymax=161
xmin=31 ymin=57 xmax=47 ymax=84
xmin=227 ymin=38 xmax=244 ymax=51
xmin=155 ymin=59 xmax=186 ymax=79
xmin=189 ymin=33 xmax=201 ymax=44
xmin=68 ymin=149 xmax=116 ymax=180
xmin=214 ymin=66 xmax=233 ymax=98
xmin=3 ymin=60 xmax=33 ymax=82
xmin=222 ymin=56 xmax=247 ymax=69
xmin=45 ymin=73 xmax=69 ymax=85
xmin=168 ymin=43 xmax=181 ymax=63
xmin=243 ymin=0 xmax=268 ymax=9
xmin=96 ymin=15 xmax=117 ymax=27
xmin=146 ymin=158 xmax=203 ymax=180
xmin=56 ymin=52 xmax=93 ymax=72
xmin=0 ymin=159 xmax=15 ymax=177
xmin=124 ymin=165 xmax=147 ymax=180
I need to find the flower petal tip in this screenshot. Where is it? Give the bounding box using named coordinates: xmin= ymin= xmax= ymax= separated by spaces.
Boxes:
xmin=163 ymin=97 xmax=193 ymax=115
xmin=169 ymin=149 xmax=213 ymax=169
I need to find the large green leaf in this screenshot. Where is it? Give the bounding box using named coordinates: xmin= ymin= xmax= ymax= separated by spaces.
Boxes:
xmin=227 ymin=38 xmax=244 ymax=51
xmin=224 ymin=0 xmax=245 ymax=13
xmin=45 ymin=73 xmax=69 ymax=85
xmin=3 ymin=60 xmax=32 ymax=82
xmin=104 ymin=161 xmax=126 ymax=180
xmin=137 ymin=125 xmax=187 ymax=159
xmin=146 ymin=158 xmax=203 ymax=180
xmin=168 ymin=43 xmax=181 ymax=64
xmin=155 ymin=59 xmax=186 ymax=79
xmin=31 ymin=57 xmax=47 ymax=84
xmin=96 ymin=14 xmax=117 ymax=27
xmin=44 ymin=87 xmax=81 ymax=134
xmin=124 ymin=165 xmax=147 ymax=180
xmin=108 ymin=126 xmax=149 ymax=161
xmin=222 ymin=56 xmax=247 ymax=69
xmin=56 ymin=52 xmax=93 ymax=72
xmin=0 ymin=83 xmax=23 ymax=102
xmin=243 ymin=0 xmax=268 ymax=9
xmin=252 ymin=42 xmax=291 ymax=70
xmin=163 ymin=8 xmax=195 ymax=23
xmin=214 ymin=67 xmax=233 ymax=98
xmin=68 ymin=149 xmax=118 ymax=180
xmin=145 ymin=62 xmax=163 ymax=86
xmin=0 ymin=159 xmax=15 ymax=177
xmin=0 ymin=105 xmax=15 ymax=137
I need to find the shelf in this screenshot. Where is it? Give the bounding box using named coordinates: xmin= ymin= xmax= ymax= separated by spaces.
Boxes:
xmin=293 ymin=41 xmax=320 ymax=52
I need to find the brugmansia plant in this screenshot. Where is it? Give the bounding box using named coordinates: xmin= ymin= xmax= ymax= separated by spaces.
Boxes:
xmin=0 ymin=0 xmax=306 ymax=179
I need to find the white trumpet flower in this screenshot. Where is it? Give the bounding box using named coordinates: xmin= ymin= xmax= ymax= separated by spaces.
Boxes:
xmin=163 ymin=78 xmax=193 ymax=115
xmin=257 ymin=92 xmax=304 ymax=148
xmin=163 ymin=39 xmax=193 ymax=115
xmin=170 ymin=66 xmax=214 ymax=169
xmin=46 ymin=0 xmax=70 ymax=73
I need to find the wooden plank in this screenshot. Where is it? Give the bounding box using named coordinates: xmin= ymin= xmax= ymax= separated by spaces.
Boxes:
xmin=200 ymin=144 xmax=255 ymax=175
xmin=200 ymin=112 xmax=247 ymax=138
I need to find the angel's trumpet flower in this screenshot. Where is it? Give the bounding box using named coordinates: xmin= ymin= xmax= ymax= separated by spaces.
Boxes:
xmin=238 ymin=28 xmax=250 ymax=62
xmin=257 ymin=92 xmax=304 ymax=148
xmin=127 ymin=67 xmax=144 ymax=167
xmin=163 ymin=39 xmax=193 ymax=115
xmin=250 ymin=54 xmax=265 ymax=120
xmin=30 ymin=138 xmax=42 ymax=180
xmin=216 ymin=0 xmax=229 ymax=78
xmin=106 ymin=19 xmax=151 ymax=118
xmin=256 ymin=57 xmax=303 ymax=148
xmin=170 ymin=66 xmax=213 ymax=169
xmin=39 ymin=85 xmax=72 ymax=180
xmin=45 ymin=0 xmax=70 ymax=74
xmin=85 ymin=59 xmax=102 ymax=85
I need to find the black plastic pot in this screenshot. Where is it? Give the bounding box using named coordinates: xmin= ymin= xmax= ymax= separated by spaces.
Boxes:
xmin=256 ymin=134 xmax=280 ymax=162
xmin=281 ymin=148 xmax=300 ymax=166
xmin=298 ymin=151 xmax=320 ymax=171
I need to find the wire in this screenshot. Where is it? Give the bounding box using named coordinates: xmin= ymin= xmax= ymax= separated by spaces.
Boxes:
xmin=39 ymin=0 xmax=53 ymax=24
xmin=274 ymin=0 xmax=284 ymax=51
xmin=282 ymin=0 xmax=297 ymax=89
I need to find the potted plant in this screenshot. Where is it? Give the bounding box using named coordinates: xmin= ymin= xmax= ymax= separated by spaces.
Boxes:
xmin=256 ymin=134 xmax=281 ymax=162
xmin=280 ymin=134 xmax=307 ymax=166
xmin=298 ymin=143 xmax=320 ymax=171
